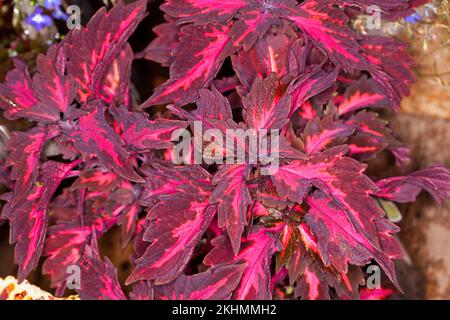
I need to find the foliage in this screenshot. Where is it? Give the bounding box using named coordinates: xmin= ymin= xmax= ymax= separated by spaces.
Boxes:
xmin=0 ymin=0 xmax=448 ymax=300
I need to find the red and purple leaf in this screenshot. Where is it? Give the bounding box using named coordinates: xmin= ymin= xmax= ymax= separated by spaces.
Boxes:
xmin=140 ymin=23 xmax=232 ymax=107
xmin=138 ymin=17 xmax=180 ymax=67
xmin=161 ymin=0 xmax=246 ymax=24
xmin=0 ymin=47 xmax=74 ymax=123
xmin=290 ymin=234 xmax=364 ymax=300
xmin=0 ymin=59 xmax=41 ymax=121
xmin=32 ymin=48 xmax=76 ymax=120
xmin=336 ymin=76 xmax=389 ymax=115
xmin=71 ymin=168 xmax=119 ymax=192
xmin=127 ymin=197 xmax=215 ymax=285
xmin=64 ymin=0 xmax=146 ymax=102
xmin=360 ymin=287 xmax=393 ymax=300
xmin=127 ymin=164 xmax=214 ymax=284
xmin=2 ymin=188 xmax=48 ymax=283
xmin=43 ymin=222 xmax=94 ymax=289
xmin=301 ymin=116 xmax=354 ymax=154
xmin=170 ymin=86 xmax=235 ymax=139
xmin=232 ymin=31 xmax=293 ymax=90
xmin=305 ymin=190 xmax=403 ymax=289
xmin=291 ymin=243 xmax=332 ymax=300
xmin=140 ymin=163 xmax=212 ymax=205
xmin=272 ymin=146 xmax=385 ymax=248
xmin=289 ymin=68 xmax=338 ymax=116
xmin=242 ymin=74 xmax=290 ymax=130
xmin=77 ymin=242 xmax=127 ymax=300
xmin=361 ymin=36 xmax=415 ymax=108
xmin=346 ymin=111 xmax=406 ymax=163
xmin=99 ymin=44 xmax=134 ymax=106
xmin=296 ymin=263 xmax=364 ymax=300
xmin=5 ymin=126 xmax=59 ymax=206
xmin=195 ymin=86 xmax=233 ymax=121
xmin=286 ymin=0 xmax=366 ymax=71
xmin=276 ymin=223 xmax=302 ymax=271
xmin=110 ymin=105 xmax=187 ymax=152
xmin=67 ymin=102 xmax=143 ymax=183
xmin=296 ymin=265 xmax=331 ymax=300
xmin=117 ymin=204 xmax=140 ymax=248
xmin=375 ymin=165 xmax=450 ymax=204
xmin=204 ymin=226 xmax=280 ymax=300
xmin=230 ymin=9 xmax=278 ymax=51
xmin=210 ymin=165 xmax=251 ymax=255
xmin=153 ymin=264 xmax=246 ymax=300
xmin=2 ymin=161 xmax=79 ymax=281
xmin=129 ymin=281 xmax=154 ymax=300
xmin=43 ymin=213 xmax=118 ymax=289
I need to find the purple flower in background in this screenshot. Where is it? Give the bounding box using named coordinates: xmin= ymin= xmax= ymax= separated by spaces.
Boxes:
xmin=404 ymin=12 xmax=422 ymax=23
xmin=43 ymin=0 xmax=62 ymax=10
xmin=52 ymin=7 xmax=68 ymax=20
xmin=44 ymin=0 xmax=68 ymax=20
xmin=25 ymin=7 xmax=53 ymax=31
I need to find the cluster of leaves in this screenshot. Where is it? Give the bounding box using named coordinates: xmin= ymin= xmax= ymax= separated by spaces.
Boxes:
xmin=0 ymin=0 xmax=449 ymax=300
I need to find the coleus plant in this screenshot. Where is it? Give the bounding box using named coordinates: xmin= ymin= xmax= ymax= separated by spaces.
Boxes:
xmin=0 ymin=0 xmax=448 ymax=300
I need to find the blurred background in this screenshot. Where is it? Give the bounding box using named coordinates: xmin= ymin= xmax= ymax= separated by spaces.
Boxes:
xmin=0 ymin=0 xmax=448 ymax=299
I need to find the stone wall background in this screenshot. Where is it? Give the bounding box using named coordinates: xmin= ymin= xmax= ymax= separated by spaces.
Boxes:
xmin=392 ymin=112 xmax=450 ymax=299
